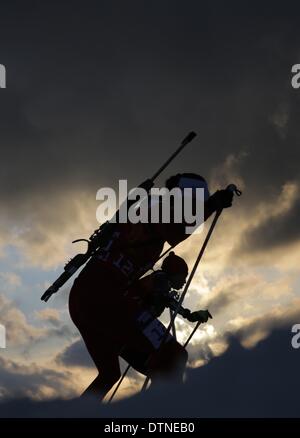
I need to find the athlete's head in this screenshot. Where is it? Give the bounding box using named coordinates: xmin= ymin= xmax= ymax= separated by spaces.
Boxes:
xmin=161 ymin=251 xmax=188 ymax=290
xmin=165 ymin=173 xmax=210 ymax=201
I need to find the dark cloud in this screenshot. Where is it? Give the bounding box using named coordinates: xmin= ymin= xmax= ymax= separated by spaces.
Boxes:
xmin=236 ymin=191 xmax=300 ymax=254
xmin=227 ymin=300 xmax=300 ymax=344
xmin=1 ymin=0 xmax=300 ymax=211
xmin=0 ymin=356 xmax=75 ymax=400
xmin=56 ymin=339 xmax=94 ymax=368
xmin=199 ymin=277 xmax=254 ymax=315
xmin=1 ymin=0 xmax=300 ymax=419
xmin=1 ymin=0 xmax=300 ymax=271
xmin=1 ymin=0 xmax=300 ymax=270
xmin=1 ymin=325 xmax=300 ymax=417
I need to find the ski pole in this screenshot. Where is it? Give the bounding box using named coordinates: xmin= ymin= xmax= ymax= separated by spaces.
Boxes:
xmin=141 ymin=184 xmax=242 ymax=391
xmin=184 ymin=321 xmax=201 ymax=349
xmin=107 ymin=364 xmax=131 ymax=403
xmin=112 ymin=186 xmax=242 ymax=397
xmin=141 ymin=209 xmax=222 ymax=391
xmin=169 ymin=309 xmax=177 ymax=339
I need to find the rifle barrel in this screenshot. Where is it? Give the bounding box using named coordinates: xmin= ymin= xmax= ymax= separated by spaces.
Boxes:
xmin=150 ymin=131 xmax=197 ymax=181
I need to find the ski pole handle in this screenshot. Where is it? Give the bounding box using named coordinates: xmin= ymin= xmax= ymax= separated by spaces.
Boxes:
xmin=226 ymin=184 xmax=242 ymax=196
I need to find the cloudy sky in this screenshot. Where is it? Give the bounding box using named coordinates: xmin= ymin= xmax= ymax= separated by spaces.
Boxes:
xmin=1 ymin=0 xmax=300 ymax=416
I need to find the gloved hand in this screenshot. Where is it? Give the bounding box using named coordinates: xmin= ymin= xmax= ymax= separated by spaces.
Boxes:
xmin=212 ymin=189 xmax=233 ymax=209
xmin=187 ymin=309 xmax=212 ymax=323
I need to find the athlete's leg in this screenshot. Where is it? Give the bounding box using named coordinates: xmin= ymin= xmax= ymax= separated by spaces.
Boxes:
xmin=80 ymin=331 xmax=122 ymax=400
xmin=148 ymin=339 xmax=188 ymax=384
xmin=121 ymin=324 xmax=188 ymax=384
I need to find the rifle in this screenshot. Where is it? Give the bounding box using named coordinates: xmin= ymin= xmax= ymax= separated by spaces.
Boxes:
xmin=41 ymin=132 xmax=197 ymax=302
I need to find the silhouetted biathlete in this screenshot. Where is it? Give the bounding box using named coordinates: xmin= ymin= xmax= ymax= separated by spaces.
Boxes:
xmin=119 ymin=252 xmax=212 ymax=382
xmin=68 ymin=173 xmax=232 ymax=400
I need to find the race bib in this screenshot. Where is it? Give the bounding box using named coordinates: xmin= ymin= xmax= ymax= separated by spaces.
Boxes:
xmin=137 ymin=311 xmax=173 ymax=349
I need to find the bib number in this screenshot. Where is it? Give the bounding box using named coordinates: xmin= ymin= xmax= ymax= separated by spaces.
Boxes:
xmin=137 ymin=311 xmax=172 ymax=349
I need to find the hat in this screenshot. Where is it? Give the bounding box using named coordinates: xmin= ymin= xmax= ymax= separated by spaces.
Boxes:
xmin=161 ymin=252 xmax=188 ymax=276
xmin=165 ymin=173 xmax=210 ymax=201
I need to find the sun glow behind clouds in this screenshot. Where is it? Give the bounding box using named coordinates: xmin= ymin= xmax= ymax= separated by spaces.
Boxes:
xmin=1 ymin=161 xmax=300 ymax=401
